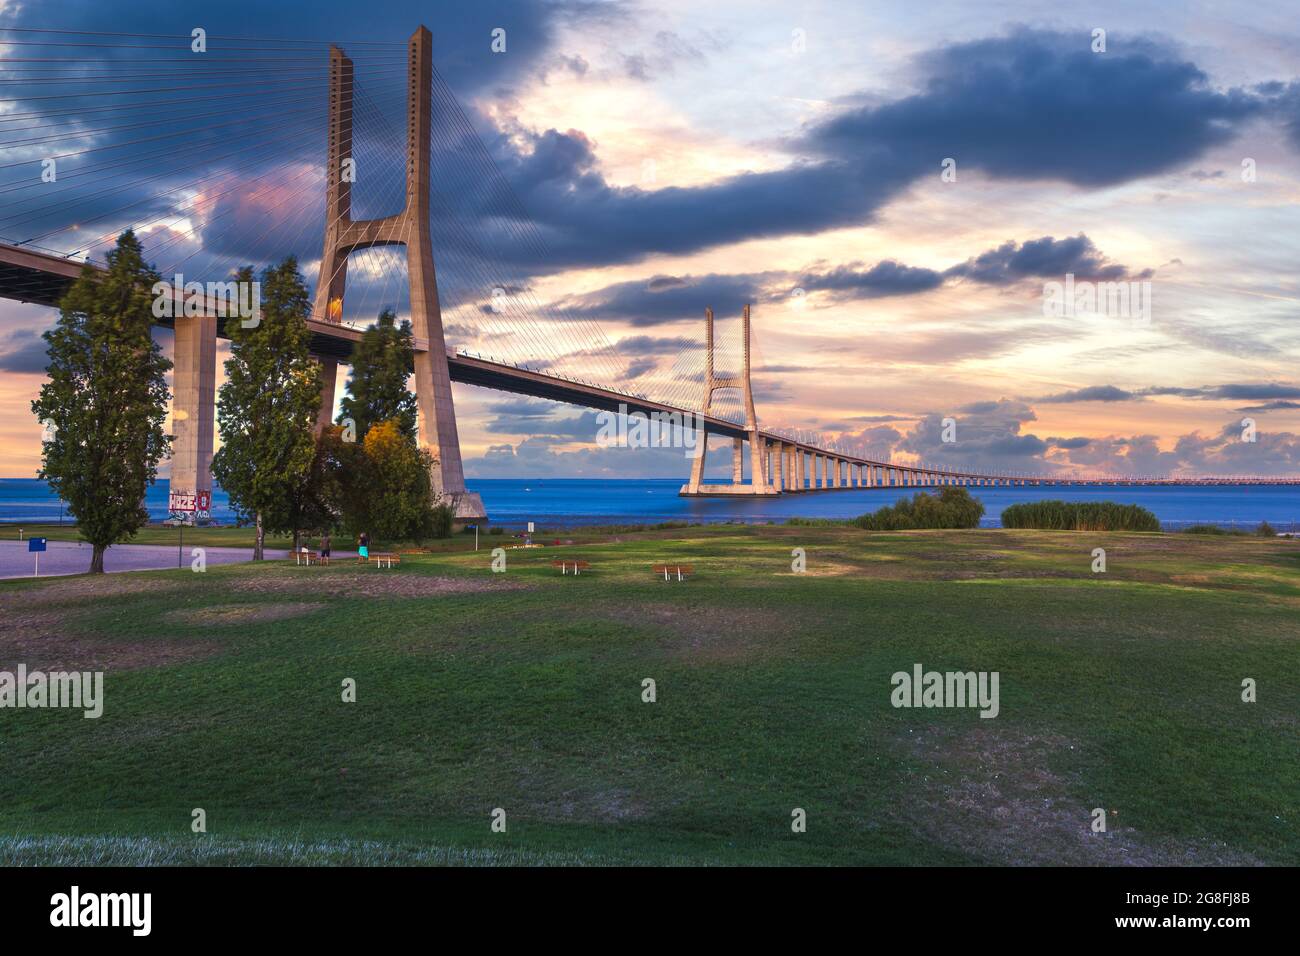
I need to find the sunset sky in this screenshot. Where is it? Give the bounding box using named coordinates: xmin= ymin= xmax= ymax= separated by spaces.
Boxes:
xmin=1 ymin=0 xmax=1297 ymax=480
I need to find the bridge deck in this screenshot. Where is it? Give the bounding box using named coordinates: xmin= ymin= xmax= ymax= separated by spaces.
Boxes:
xmin=2 ymin=241 xmax=1295 ymax=488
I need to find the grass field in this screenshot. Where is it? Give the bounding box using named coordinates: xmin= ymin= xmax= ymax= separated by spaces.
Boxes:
xmin=1 ymin=525 xmax=1297 ymax=866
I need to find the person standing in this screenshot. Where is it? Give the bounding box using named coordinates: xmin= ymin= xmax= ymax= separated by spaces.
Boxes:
xmin=320 ymin=531 xmax=331 ymax=563
xmin=357 ymin=531 xmax=369 ymax=561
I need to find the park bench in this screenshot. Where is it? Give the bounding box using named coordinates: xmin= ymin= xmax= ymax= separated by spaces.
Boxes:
xmin=653 ymin=563 xmax=693 ymax=582
xmin=291 ymin=549 xmax=320 ymax=566
xmin=552 ymin=559 xmax=591 ymax=575
xmin=371 ymin=552 xmax=400 ymax=569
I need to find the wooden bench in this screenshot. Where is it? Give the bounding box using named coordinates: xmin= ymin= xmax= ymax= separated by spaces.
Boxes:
xmin=552 ymin=559 xmax=591 ymax=575
xmin=291 ymin=549 xmax=319 ymax=566
xmin=370 ymin=552 xmax=400 ymax=568
xmin=653 ymin=563 xmax=693 ymax=582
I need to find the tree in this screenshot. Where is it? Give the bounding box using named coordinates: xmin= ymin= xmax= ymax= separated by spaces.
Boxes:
xmin=329 ymin=418 xmax=450 ymax=542
xmin=358 ymin=419 xmax=437 ymax=541
xmin=338 ymin=308 xmax=417 ymax=440
xmin=211 ymin=259 xmax=322 ymax=559
xmin=31 ymin=230 xmax=172 ymax=573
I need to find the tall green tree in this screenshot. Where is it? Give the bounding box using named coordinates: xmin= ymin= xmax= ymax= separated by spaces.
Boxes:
xmin=338 ymin=308 xmax=417 ymax=440
xmin=212 ymin=259 xmax=322 ymax=559
xmin=31 ymin=230 xmax=172 ymax=573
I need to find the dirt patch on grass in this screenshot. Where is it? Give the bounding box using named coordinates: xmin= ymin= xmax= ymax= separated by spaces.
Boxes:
xmin=595 ymin=602 xmax=788 ymax=663
xmin=0 ymin=609 xmax=221 ymax=671
xmin=161 ymin=602 xmax=324 ymax=626
xmin=228 ymin=569 xmax=528 ymax=598
xmin=0 ymin=574 xmax=181 ymax=608
xmin=896 ymin=725 xmax=1260 ymax=866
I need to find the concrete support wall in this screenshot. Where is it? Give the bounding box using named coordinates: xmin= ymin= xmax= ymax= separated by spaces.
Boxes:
xmin=170 ymin=312 xmax=217 ymax=523
xmin=731 ymin=436 xmax=744 ymax=484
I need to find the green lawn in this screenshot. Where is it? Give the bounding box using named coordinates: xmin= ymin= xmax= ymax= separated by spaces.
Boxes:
xmin=1 ymin=525 xmax=1297 ymax=866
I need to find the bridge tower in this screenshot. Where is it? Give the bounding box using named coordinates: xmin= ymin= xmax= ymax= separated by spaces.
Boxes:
xmin=685 ymin=305 xmax=776 ymax=495
xmin=314 ymin=26 xmax=485 ymax=520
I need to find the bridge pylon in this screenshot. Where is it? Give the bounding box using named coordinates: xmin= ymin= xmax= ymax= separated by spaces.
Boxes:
xmin=684 ymin=305 xmax=779 ymax=496
xmin=313 ymin=26 xmax=484 ymax=521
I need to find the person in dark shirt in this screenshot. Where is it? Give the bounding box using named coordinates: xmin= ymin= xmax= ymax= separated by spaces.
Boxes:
xmin=320 ymin=532 xmax=331 ymax=560
xmin=358 ymin=532 xmax=369 ymax=560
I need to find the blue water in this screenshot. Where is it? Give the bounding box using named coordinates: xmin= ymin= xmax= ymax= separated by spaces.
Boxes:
xmin=1 ymin=477 xmax=1295 ymax=531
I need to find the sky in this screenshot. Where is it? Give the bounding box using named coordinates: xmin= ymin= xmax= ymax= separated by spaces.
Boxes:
xmin=1 ymin=0 xmax=1298 ymax=480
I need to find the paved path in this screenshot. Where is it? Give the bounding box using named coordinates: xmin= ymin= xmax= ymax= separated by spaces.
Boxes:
xmin=0 ymin=539 xmax=354 ymax=579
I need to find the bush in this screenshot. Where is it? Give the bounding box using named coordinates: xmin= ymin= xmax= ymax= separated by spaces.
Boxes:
xmin=1000 ymin=500 xmax=1160 ymax=532
xmin=429 ymin=502 xmax=454 ymax=539
xmin=851 ymin=487 xmax=984 ymax=531
xmin=1257 ymin=521 xmax=1277 ymax=537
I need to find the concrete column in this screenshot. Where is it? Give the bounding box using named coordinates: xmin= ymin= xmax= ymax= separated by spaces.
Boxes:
xmin=731 ymin=437 xmax=744 ymax=485
xmin=773 ymin=442 xmax=784 ymax=491
xmin=170 ymin=312 xmax=217 ymax=524
xmin=832 ymin=459 xmax=841 ymax=488
xmin=802 ymin=450 xmax=809 ymax=489
xmin=687 ymin=427 xmax=708 ymax=493
xmin=749 ymin=431 xmax=765 ymax=494
xmin=315 ymin=359 xmax=337 ymax=433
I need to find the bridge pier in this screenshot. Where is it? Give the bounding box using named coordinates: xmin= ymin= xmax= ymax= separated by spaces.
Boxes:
xmin=313 ymin=30 xmax=484 ymax=521
xmin=169 ymin=313 xmax=217 ymax=524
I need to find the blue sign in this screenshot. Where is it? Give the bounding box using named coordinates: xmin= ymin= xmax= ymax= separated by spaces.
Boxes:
xmin=28 ymin=537 xmax=46 ymax=553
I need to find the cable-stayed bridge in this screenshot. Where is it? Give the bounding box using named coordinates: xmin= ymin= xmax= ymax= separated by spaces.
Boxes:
xmin=1 ymin=25 xmax=1293 ymax=522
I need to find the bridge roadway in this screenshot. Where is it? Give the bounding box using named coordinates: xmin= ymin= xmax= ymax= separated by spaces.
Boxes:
xmin=3 ymin=241 xmax=1296 ymax=492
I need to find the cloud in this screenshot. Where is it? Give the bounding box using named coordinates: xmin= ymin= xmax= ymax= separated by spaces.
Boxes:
xmin=1033 ymin=383 xmax=1300 ymax=406
xmin=1239 ymin=400 xmax=1300 ymax=412
xmin=1035 ymin=385 xmax=1138 ymax=403
xmin=799 ymin=260 xmax=944 ymax=297
xmin=945 ymin=235 xmax=1147 ymax=284
xmin=478 ymin=29 xmax=1277 ymax=272
xmin=807 ymin=29 xmax=1264 ymax=188
xmin=544 ymin=232 xmax=1147 ymax=327
xmin=549 ymin=271 xmax=773 ymax=324
xmin=0 ymin=327 xmax=49 ymax=373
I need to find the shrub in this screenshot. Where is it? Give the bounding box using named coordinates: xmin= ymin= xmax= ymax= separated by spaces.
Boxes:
xmin=1001 ymin=500 xmax=1160 ymax=532
xmin=429 ymin=502 xmax=454 ymax=539
xmin=851 ymin=487 xmax=984 ymax=531
xmin=1257 ymin=521 xmax=1277 ymax=537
